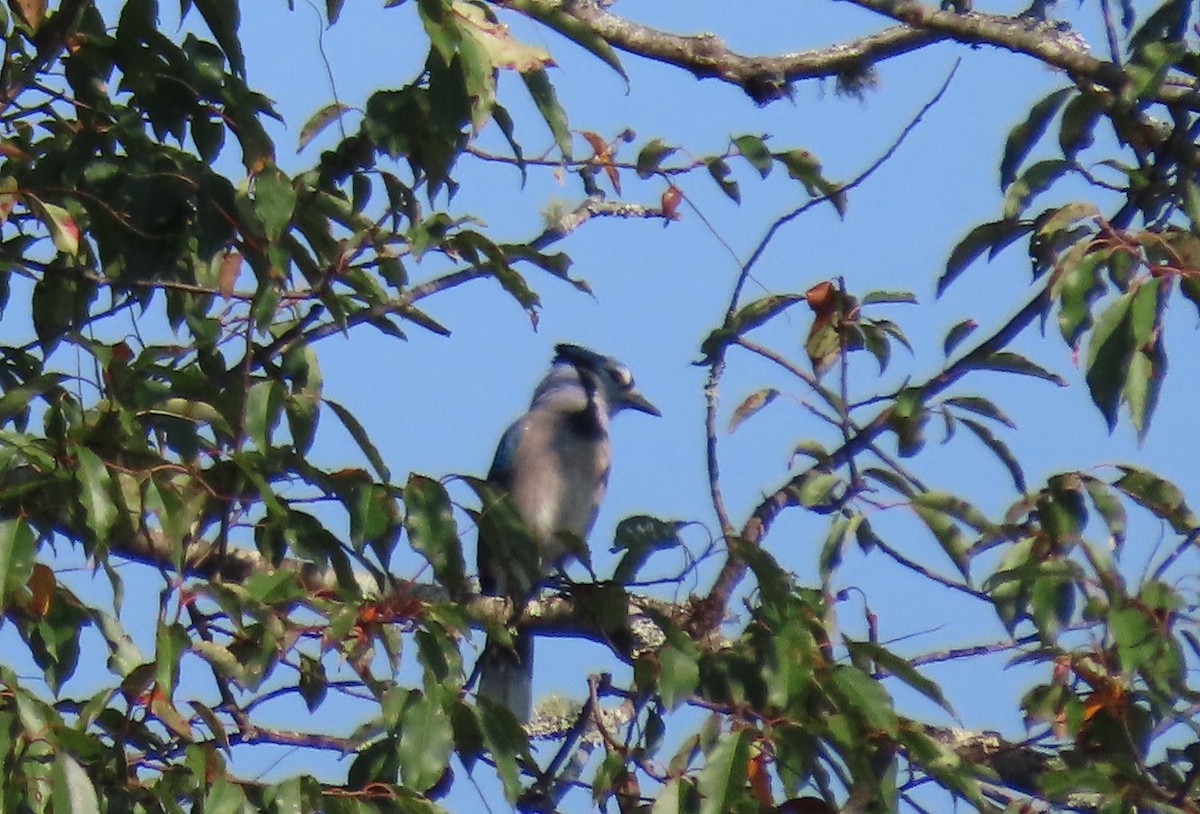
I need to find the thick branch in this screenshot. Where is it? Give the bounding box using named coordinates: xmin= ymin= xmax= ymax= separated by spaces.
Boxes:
xmin=507 ymin=0 xmax=1200 ymax=110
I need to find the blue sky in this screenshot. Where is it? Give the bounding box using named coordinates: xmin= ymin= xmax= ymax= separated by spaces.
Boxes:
xmin=24 ymin=0 xmax=1200 ymax=805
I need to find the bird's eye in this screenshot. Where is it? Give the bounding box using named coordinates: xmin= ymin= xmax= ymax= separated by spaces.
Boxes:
xmin=611 ymin=366 xmax=633 ymax=389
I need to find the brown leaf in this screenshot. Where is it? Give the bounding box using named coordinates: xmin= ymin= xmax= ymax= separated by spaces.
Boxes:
xmin=26 ymin=563 xmax=54 ymax=617
xmin=747 ymin=739 xmax=773 ymax=808
xmin=803 ymin=281 xmax=860 ymax=377
xmin=9 ymin=0 xmax=46 ymax=29
xmin=805 ymin=280 xmax=836 ymax=317
xmin=218 ymin=250 xmax=242 ymax=299
xmin=728 ymin=388 xmax=779 ymax=433
xmin=661 ymin=185 xmax=682 ymax=221
xmin=581 ymin=130 xmax=620 ymax=194
xmin=579 ymin=130 xmax=608 ymax=156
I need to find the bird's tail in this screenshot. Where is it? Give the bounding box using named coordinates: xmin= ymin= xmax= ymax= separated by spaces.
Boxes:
xmin=477 ymin=630 xmax=533 ymax=724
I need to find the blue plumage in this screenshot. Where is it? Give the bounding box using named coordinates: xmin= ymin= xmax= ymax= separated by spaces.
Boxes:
xmin=476 ymin=343 xmax=659 ymax=723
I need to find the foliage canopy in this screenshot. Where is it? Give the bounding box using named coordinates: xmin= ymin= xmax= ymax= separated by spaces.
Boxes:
xmin=0 ymin=0 xmax=1199 ymax=813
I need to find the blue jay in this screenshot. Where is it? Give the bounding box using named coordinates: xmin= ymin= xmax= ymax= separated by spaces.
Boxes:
xmin=477 ymin=343 xmax=660 ymax=722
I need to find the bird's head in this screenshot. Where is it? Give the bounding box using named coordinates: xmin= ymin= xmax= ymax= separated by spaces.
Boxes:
xmin=552 ymin=343 xmax=661 ymax=418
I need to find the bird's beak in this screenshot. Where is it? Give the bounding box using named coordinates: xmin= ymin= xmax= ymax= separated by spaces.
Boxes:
xmin=624 ymin=389 xmax=661 ymax=417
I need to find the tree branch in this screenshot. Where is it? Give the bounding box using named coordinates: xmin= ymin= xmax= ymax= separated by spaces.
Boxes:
xmin=506 ymin=0 xmax=1200 ymax=113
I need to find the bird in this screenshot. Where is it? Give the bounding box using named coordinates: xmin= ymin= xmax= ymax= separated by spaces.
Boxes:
xmin=476 ymin=343 xmax=660 ymax=723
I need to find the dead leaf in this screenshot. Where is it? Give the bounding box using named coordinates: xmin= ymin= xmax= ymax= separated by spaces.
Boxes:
xmin=661 ymin=185 xmax=682 ymax=221
xmin=805 ymin=280 xmax=836 ymax=316
xmin=27 ymin=563 xmax=54 ymax=617
xmin=218 ymin=250 xmax=242 ymax=299
xmin=728 ymin=388 xmax=779 ymax=433
xmin=747 ymin=738 xmax=773 ymax=808
xmin=581 ymin=130 xmax=620 ymax=194
xmin=452 ymin=1 xmax=554 ymax=72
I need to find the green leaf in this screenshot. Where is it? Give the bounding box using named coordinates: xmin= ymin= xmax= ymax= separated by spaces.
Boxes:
xmin=733 ymin=134 xmax=772 ymax=178
xmin=253 ymin=164 xmax=296 ymax=241
xmin=776 ymin=149 xmax=846 ymax=214
xmin=1038 ymin=201 xmax=1100 ymax=238
xmin=1054 ymin=248 xmax=1106 ymax=347
xmin=975 ymin=351 xmax=1065 ymax=386
xmin=1000 ymin=87 xmax=1073 ymax=190
xmin=846 ymin=639 xmax=955 ymax=717
xmin=89 ymin=608 xmax=143 ymax=677
xmin=705 ymin=157 xmax=740 ymax=203
xmin=243 ymin=379 xmax=284 ymax=451
xmin=795 ymin=471 xmax=841 ymax=509
xmin=204 ymin=775 xmax=249 ymax=814
xmin=1058 ymin=92 xmax=1103 ymax=160
xmin=326 ymin=398 xmax=391 ymax=482
xmin=53 ymin=752 xmax=100 ymax=814
xmin=1109 ymin=606 xmax=1155 ymax=672
xmin=727 ymin=388 xmax=778 ymax=433
xmin=1123 ymin=333 xmax=1164 ymax=441
xmin=889 ymin=387 xmax=928 ymax=458
xmin=149 ymin=397 xmax=235 ymax=440
xmin=1029 ymin=565 xmax=1076 ymax=637
xmin=658 ymin=641 xmax=700 ymax=710
xmin=862 ymin=289 xmax=917 ymax=306
xmin=636 ymin=138 xmax=677 ymax=179
xmin=467 ymin=476 xmax=539 ymax=600
xmin=523 ymin=68 xmax=571 ymax=159
xmin=1083 ymin=475 xmax=1126 ymax=547
xmin=491 ymin=103 xmax=526 ymax=184
xmin=1003 ymin=159 xmax=1069 ymax=219
xmin=697 ymin=727 xmax=751 ymax=814
xmin=1113 ymin=466 xmax=1197 ymax=534
xmin=1084 ymin=289 xmax=1136 ymax=430
xmin=476 ymin=701 xmax=529 ymax=802
xmin=819 ymin=513 xmax=859 ymax=578
xmin=858 ymin=323 xmax=891 ymax=373
xmin=829 ymin=663 xmax=898 ymax=734
xmin=403 ymin=474 xmax=467 ymax=596
xmin=34 ymin=200 xmax=80 ymax=256
xmin=298 ymin=653 xmax=327 ymax=712
xmin=939 ymin=219 xmax=1033 ymax=295
xmin=959 ymin=417 xmax=1026 ymax=493
xmin=913 ymin=501 xmax=969 ymax=578
xmin=699 ymin=293 xmax=804 ymax=361
xmin=944 ymin=395 xmax=1015 ymax=428
xmin=73 ymin=445 xmax=117 ymax=545
xmin=0 ymin=518 xmax=35 ymax=608
xmin=610 ymin=515 xmax=684 ymax=583
xmin=507 ymin=0 xmax=627 ymax=80
xmin=650 ymin=777 xmax=689 ymax=814
xmin=190 ymin=0 xmax=245 ymax=76
xmin=913 ymin=491 xmax=995 ymax=533
xmin=398 ymin=692 xmax=455 ymax=793
xmin=241 ymin=569 xmax=303 ymax=605
xmin=297 ymin=102 xmax=354 ymax=153
xmin=942 ymin=319 xmax=978 ymax=357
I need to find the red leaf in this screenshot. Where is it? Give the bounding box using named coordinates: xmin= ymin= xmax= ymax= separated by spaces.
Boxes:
xmin=661 ymin=185 xmax=682 ymax=221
